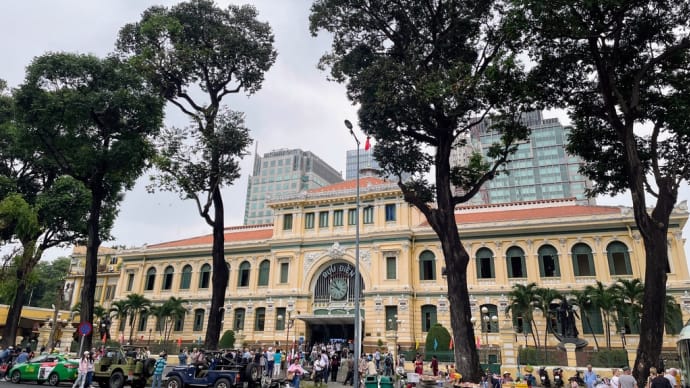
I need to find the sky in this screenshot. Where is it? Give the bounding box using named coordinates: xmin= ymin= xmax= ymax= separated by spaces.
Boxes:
xmin=0 ymin=1 xmax=688 ymax=264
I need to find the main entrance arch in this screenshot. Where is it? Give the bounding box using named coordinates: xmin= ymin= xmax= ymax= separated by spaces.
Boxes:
xmin=299 ymin=262 xmax=365 ymax=345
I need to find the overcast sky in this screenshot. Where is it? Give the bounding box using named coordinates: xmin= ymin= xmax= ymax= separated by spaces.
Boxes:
xmin=1 ymin=1 xmax=688 ymax=264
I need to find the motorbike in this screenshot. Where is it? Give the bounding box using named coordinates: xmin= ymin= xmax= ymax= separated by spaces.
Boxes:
xmin=552 ymin=368 xmax=564 ymax=388
xmin=539 ymin=367 xmax=551 ymax=387
xmin=569 ymin=370 xmax=585 ymax=387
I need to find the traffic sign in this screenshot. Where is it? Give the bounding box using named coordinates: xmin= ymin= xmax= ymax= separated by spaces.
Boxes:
xmin=78 ymin=322 xmax=92 ymax=337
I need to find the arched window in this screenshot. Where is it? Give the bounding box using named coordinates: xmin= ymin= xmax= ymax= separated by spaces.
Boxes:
xmin=506 ymin=246 xmax=526 ymax=278
xmin=193 ymin=309 xmax=205 ymax=331
xmin=255 ymin=307 xmax=266 ymax=331
xmin=538 ymin=245 xmax=560 ymax=278
xmin=475 ymin=248 xmax=495 ymax=279
xmin=421 ymin=305 xmax=437 ymax=332
xmin=419 ymin=251 xmax=436 ymax=281
xmin=238 ymin=261 xmax=250 ymax=287
xmin=581 ymin=304 xmax=603 ymax=335
xmin=233 ymin=308 xmax=246 ymax=331
xmin=145 ymin=267 xmax=156 ymax=291
xmin=162 ymin=266 xmax=174 ymax=290
xmin=138 ymin=312 xmax=148 ymax=331
xmin=258 ymin=260 xmax=270 ymax=286
xmin=180 ymin=265 xmax=192 ymax=290
xmin=606 ymin=241 xmax=632 ymax=276
xmin=571 ymin=243 xmax=596 ymax=276
xmin=199 ymin=264 xmax=211 ymax=289
xmin=479 ymin=304 xmax=499 ymax=333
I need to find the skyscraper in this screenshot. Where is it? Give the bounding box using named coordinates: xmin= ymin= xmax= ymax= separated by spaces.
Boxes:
xmin=244 ymin=148 xmax=343 ymax=225
xmin=469 ymin=111 xmax=594 ymax=204
xmin=345 ymin=147 xmax=411 ymax=181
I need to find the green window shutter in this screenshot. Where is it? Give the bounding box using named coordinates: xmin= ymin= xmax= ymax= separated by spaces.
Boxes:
xmin=258 ymin=260 xmax=270 ymax=286
xmin=490 ymin=256 xmax=495 ymax=278
xmin=572 ymin=253 xmax=580 ymax=276
xmin=476 ymin=256 xmax=482 ymax=278
xmin=554 ymin=254 xmax=561 ymax=276
xmin=538 ymin=255 xmax=545 ymax=277
xmin=180 ymin=265 xmax=192 ymax=289
xmin=280 ymin=262 xmax=289 ymax=283
xmin=506 ymin=255 xmax=513 ymax=278
xmin=386 ymin=257 xmax=396 ymax=279
xmin=588 ymin=253 xmax=596 ymax=276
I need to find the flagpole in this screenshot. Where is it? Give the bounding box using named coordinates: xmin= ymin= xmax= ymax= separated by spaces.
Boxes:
xmin=344 ymin=119 xmax=361 ymax=388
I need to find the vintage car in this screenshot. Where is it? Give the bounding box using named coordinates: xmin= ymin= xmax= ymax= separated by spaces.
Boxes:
xmin=92 ymin=345 xmax=155 ymax=388
xmin=165 ymin=350 xmax=267 ymax=388
xmin=8 ymin=353 xmax=79 ymax=385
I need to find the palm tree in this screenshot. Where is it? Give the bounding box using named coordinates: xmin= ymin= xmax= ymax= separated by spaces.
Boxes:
xmin=664 ymin=294 xmax=683 ymax=335
xmin=534 ymin=287 xmax=563 ymax=352
xmin=109 ymin=300 xmax=129 ymax=340
xmin=612 ymin=278 xmax=644 ymax=334
xmin=162 ymin=297 xmax=188 ymax=350
xmin=506 ymin=282 xmax=540 ymax=347
xmin=123 ymin=294 xmax=151 ymax=343
xmin=584 ymin=281 xmax=618 ymax=349
xmin=567 ymin=290 xmax=601 ymax=350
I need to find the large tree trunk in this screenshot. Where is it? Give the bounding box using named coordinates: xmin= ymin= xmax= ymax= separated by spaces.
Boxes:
xmin=431 ymin=132 xmax=481 ymax=382
xmin=1 ymin=257 xmax=30 ymax=347
xmin=80 ymin=186 xmax=104 ymax=352
xmin=632 ymin=187 xmax=675 ymax=385
xmin=205 ymin=183 xmax=229 ymax=349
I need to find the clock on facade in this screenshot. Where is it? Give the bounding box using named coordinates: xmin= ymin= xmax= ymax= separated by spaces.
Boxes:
xmin=329 ymin=278 xmax=348 ymax=300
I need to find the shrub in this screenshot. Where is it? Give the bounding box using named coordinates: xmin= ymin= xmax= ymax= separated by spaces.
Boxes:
xmin=219 ymin=330 xmax=235 ymax=349
xmin=425 ymin=323 xmax=451 ymax=352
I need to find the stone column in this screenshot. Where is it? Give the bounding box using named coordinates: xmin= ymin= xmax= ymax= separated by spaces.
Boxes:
xmin=564 ymin=343 xmax=577 ymax=368
xmin=60 ymin=323 xmax=77 ymax=354
xmin=500 ymin=318 xmax=518 ymax=374
xmin=38 ymin=321 xmax=52 ymax=349
xmin=626 ymin=348 xmax=636 ymax=368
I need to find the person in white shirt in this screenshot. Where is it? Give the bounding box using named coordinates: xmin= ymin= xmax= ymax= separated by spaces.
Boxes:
xmin=611 ymin=368 xmax=620 ymax=388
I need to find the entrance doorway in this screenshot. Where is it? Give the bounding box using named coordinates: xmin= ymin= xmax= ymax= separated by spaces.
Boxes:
xmin=310 ymin=323 xmax=354 ymax=344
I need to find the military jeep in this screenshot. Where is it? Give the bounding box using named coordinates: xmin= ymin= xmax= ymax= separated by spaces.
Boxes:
xmin=93 ymin=346 xmax=156 ymax=388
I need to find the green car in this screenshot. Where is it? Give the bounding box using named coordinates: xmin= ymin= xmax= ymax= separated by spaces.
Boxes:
xmin=9 ymin=353 xmax=79 ymax=386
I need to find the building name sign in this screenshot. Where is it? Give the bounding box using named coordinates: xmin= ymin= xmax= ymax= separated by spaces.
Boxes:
xmin=321 ymin=263 xmax=356 ymax=279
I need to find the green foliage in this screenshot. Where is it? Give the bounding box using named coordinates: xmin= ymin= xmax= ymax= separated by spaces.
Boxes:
xmin=425 ymin=323 xmax=451 ymax=352
xmin=589 ymin=349 xmax=629 ymax=368
xmin=219 ymin=330 xmax=236 ymax=349
xmin=116 ymin=0 xmax=276 ymax=348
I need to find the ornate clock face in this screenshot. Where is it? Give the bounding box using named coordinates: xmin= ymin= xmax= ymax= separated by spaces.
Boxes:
xmin=329 ymin=278 xmax=348 ymax=300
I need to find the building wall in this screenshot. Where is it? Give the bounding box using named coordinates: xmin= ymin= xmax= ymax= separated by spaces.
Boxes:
xmin=68 ymin=189 xmax=690 ymax=353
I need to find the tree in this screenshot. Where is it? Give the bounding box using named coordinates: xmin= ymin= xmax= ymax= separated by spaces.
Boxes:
xmin=14 ymin=53 xmax=165 ymax=350
xmin=310 ymin=0 xmax=535 ymax=380
xmin=612 ymin=278 xmax=644 ymax=334
xmin=150 ymin=297 xmax=188 ymax=351
xmin=511 ymin=0 xmax=690 ymax=381
xmin=123 ymin=293 xmax=152 ymax=343
xmin=109 ymin=299 xmax=129 ymax=340
xmin=116 ymin=0 xmax=276 ymax=349
xmin=567 ymin=290 xmax=601 ymax=351
xmin=584 ymin=281 xmax=618 ymax=350
xmin=506 ymin=283 xmax=540 ymax=347
xmin=534 ymin=286 xmax=563 ymax=356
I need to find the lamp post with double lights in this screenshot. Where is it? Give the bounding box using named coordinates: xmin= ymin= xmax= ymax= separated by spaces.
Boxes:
xmin=278 ymin=311 xmax=296 ymax=356
xmin=388 ymin=316 xmax=402 ymax=368
xmin=344 ymin=119 xmax=362 ymax=388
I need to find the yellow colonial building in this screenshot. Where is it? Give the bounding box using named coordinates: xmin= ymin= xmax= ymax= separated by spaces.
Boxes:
xmin=66 ymin=176 xmax=690 ymax=358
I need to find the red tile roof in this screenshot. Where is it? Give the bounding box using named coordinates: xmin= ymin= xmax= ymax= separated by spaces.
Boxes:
xmin=308 ymin=176 xmax=390 ymax=193
xmin=449 ymin=205 xmax=621 ymax=225
xmin=149 ymin=225 xmax=273 ymax=249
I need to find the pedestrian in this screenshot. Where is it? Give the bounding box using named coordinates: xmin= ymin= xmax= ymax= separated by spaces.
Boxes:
xmin=330 ymin=354 xmax=340 ymax=382
xmin=584 ymin=365 xmax=597 ymax=388
xmin=273 ymin=349 xmax=283 ymax=377
xmin=414 ymin=354 xmax=423 ymax=375
xmin=151 ymin=352 xmax=167 ymax=388
xmin=288 ymin=358 xmax=308 ymax=388
xmin=314 ymin=353 xmax=326 ymax=387
xmin=72 ymin=351 xmax=90 ymax=388
xmin=266 ymin=347 xmax=275 ymax=378
xmin=343 ymin=355 xmax=354 ymax=386
xmin=618 ymin=367 xmax=637 ymax=388
xmin=86 ymin=352 xmax=95 ymax=388
xmin=649 ymin=367 xmax=672 ymax=388
xmin=430 ymin=355 xmax=439 ymax=376
xmin=178 ymin=348 xmax=188 ymax=366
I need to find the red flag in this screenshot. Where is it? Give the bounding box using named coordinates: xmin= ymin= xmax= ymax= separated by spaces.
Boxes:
xmin=449 ymin=337 xmax=454 ymax=349
xmin=364 ymin=136 xmax=371 ymax=151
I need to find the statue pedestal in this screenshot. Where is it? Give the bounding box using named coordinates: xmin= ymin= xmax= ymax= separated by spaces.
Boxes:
xmin=564 ymin=343 xmax=577 ymax=368
xmin=38 ymin=322 xmax=52 ymax=350
xmin=60 ymin=324 xmax=76 ymax=354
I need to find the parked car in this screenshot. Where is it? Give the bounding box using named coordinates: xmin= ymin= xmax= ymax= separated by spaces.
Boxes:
xmin=92 ymin=346 xmax=156 ymax=388
xmin=165 ymin=350 xmax=266 ymax=388
xmin=8 ymin=353 xmax=79 ymax=386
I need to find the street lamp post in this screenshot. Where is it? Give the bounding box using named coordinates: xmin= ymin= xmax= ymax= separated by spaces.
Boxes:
xmin=388 ymin=316 xmax=402 ymax=369
xmin=620 ymin=327 xmax=627 ymax=349
xmin=480 ymin=306 xmax=498 ymax=363
xmin=344 ymin=119 xmax=362 ymax=388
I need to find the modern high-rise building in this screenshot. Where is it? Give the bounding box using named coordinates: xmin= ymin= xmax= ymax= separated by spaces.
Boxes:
xmin=469 ymin=111 xmax=594 ymax=205
xmin=345 ymin=147 xmax=412 ymax=182
xmin=244 ymin=148 xmax=343 ymax=225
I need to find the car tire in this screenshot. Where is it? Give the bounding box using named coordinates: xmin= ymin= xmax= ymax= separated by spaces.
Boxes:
xmin=167 ymin=376 xmax=183 ymax=388
xmin=48 ymin=372 xmax=60 ymax=386
xmin=244 ymin=363 xmax=260 ymax=383
xmin=110 ymin=371 xmax=125 ymax=388
xmin=214 ymin=378 xmax=232 ymax=388
xmin=11 ymin=370 xmax=21 ymax=384
xmin=143 ymin=358 xmax=156 ymax=378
